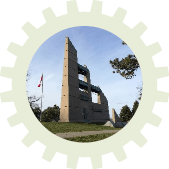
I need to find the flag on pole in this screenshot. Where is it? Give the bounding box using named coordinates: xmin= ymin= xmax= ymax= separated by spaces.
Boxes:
xmin=37 ymin=73 xmax=43 ymax=121
xmin=38 ymin=74 xmax=43 ymax=87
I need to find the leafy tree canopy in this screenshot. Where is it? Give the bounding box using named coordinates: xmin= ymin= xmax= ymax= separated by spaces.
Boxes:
xmin=32 ymin=107 xmax=41 ymax=120
xmin=131 ymin=100 xmax=139 ymax=116
xmin=110 ymin=41 xmax=140 ymax=79
xmin=119 ymin=105 xmax=133 ymax=122
xmin=41 ymin=105 xmax=60 ymax=122
xmin=110 ymin=41 xmax=142 ymax=100
xmin=110 ymin=54 xmax=140 ymax=79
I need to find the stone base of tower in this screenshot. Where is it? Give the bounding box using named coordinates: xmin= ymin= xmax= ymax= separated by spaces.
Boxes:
xmin=59 ymin=119 xmax=69 ymax=122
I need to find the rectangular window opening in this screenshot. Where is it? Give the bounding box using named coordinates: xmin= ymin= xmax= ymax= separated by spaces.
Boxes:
xmin=92 ymin=92 xmax=98 ymax=103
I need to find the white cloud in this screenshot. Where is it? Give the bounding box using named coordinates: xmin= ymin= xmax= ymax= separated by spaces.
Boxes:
xmin=44 ymin=73 xmax=55 ymax=81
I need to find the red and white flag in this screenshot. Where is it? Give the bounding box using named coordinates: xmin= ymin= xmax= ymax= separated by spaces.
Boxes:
xmin=37 ymin=73 xmax=43 ymax=121
xmin=38 ymin=74 xmax=43 ymax=87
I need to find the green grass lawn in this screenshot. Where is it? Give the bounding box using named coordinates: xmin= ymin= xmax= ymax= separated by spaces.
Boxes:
xmin=41 ymin=122 xmax=121 ymax=134
xmin=41 ymin=122 xmax=121 ymax=142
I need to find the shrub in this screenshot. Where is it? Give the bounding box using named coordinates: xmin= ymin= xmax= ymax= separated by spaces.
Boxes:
xmin=41 ymin=105 xmax=60 ymax=122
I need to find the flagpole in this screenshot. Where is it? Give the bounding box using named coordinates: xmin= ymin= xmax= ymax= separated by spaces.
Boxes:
xmin=40 ymin=73 xmax=43 ymax=121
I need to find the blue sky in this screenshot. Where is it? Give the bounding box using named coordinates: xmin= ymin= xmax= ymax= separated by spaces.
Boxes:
xmin=27 ymin=26 xmax=142 ymax=117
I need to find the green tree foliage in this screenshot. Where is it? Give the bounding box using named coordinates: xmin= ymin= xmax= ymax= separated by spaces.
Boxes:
xmin=110 ymin=41 xmax=140 ymax=79
xmin=41 ymin=105 xmax=60 ymax=122
xmin=32 ymin=107 xmax=41 ymax=120
xmin=110 ymin=41 xmax=142 ymax=99
xmin=109 ymin=54 xmax=140 ymax=79
xmin=119 ymin=105 xmax=133 ymax=122
xmin=131 ymin=100 xmax=139 ymax=116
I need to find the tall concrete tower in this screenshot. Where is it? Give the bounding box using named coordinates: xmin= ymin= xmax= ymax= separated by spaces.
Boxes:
xmin=60 ymin=37 xmax=109 ymax=123
xmin=60 ymin=37 xmax=79 ymax=122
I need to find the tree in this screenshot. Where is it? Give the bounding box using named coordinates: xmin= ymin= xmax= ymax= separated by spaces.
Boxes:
xmin=32 ymin=107 xmax=41 ymax=120
xmin=137 ymin=84 xmax=142 ymax=100
xmin=27 ymin=69 xmax=42 ymax=120
xmin=28 ymin=94 xmax=41 ymax=110
xmin=41 ymin=105 xmax=60 ymax=122
xmin=110 ymin=41 xmax=140 ymax=79
xmin=110 ymin=41 xmax=142 ymax=99
xmin=122 ymin=41 xmax=127 ymax=45
xmin=131 ymin=100 xmax=139 ymax=116
xmin=119 ymin=105 xmax=132 ymax=122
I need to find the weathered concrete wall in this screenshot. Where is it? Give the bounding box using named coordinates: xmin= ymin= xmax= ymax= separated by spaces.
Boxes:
xmin=112 ymin=108 xmax=122 ymax=123
xmin=60 ymin=37 xmax=110 ymax=123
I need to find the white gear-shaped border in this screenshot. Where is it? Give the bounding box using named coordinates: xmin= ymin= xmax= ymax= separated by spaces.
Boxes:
xmin=1 ymin=0 xmax=169 ymax=168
